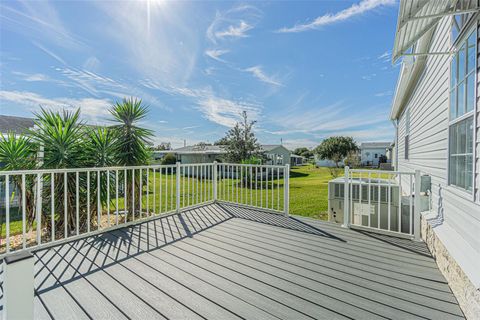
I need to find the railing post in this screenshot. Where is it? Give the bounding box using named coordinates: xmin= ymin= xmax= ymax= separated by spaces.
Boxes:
xmin=176 ymin=162 xmax=181 ymax=213
xmin=3 ymin=252 xmax=34 ymax=320
xmin=213 ymin=161 xmax=218 ymax=202
xmin=343 ymin=166 xmax=350 ymax=228
xmin=284 ymin=164 xmax=290 ymax=217
xmin=414 ymin=169 xmax=421 ymax=241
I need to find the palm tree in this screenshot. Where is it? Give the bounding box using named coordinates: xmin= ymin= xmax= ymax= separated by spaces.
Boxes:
xmin=110 ymin=98 xmax=153 ymax=217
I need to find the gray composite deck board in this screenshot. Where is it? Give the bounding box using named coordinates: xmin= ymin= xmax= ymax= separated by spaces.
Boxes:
xmin=1 ymin=203 xmax=464 ymax=319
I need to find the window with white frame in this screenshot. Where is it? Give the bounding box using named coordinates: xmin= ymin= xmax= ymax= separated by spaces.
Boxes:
xmin=449 ymin=27 xmax=476 ymax=192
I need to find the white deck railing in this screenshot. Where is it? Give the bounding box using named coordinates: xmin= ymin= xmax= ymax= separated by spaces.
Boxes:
xmin=0 ymin=162 xmax=290 ymax=257
xmin=342 ymin=166 xmax=421 ymax=240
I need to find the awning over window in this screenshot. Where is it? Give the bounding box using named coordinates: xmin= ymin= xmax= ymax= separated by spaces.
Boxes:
xmin=392 ymin=0 xmax=479 ymax=63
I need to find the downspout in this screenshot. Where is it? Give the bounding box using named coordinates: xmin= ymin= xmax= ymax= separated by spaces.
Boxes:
xmin=391 ymin=119 xmax=399 ymax=170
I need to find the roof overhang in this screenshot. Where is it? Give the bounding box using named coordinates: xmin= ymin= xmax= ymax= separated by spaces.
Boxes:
xmin=392 ymin=0 xmax=480 ymax=63
xmin=390 ymin=27 xmax=435 ymax=120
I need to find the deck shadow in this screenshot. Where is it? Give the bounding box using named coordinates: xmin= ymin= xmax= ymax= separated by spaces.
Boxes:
xmin=218 ymin=203 xmax=345 ymax=242
xmin=33 ymin=204 xmax=233 ymax=295
xmin=354 ymin=230 xmax=433 ymax=258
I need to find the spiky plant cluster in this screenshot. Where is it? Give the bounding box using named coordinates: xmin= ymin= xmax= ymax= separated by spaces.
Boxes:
xmin=0 ymin=98 xmax=153 ymax=237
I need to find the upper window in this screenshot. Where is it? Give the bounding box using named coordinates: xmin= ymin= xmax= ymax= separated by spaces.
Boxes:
xmin=449 ymin=28 xmax=476 ymax=192
xmin=451 ymin=3 xmax=476 ymax=43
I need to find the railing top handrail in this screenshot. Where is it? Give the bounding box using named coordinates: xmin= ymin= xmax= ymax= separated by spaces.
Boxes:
xmin=348 ymin=168 xmax=415 ymax=175
xmin=0 ymin=162 xmax=288 ymax=176
xmin=220 ymin=163 xmax=287 ymax=169
xmin=0 ymin=164 xmax=178 ymax=176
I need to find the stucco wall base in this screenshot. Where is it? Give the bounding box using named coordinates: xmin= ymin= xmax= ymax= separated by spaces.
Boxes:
xmin=421 ymin=215 xmax=480 ymax=319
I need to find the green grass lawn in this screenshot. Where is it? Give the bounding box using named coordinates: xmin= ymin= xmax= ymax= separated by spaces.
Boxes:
xmin=289 ymin=165 xmax=332 ymax=220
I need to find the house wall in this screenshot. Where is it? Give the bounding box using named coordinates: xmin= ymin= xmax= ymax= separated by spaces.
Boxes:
xmin=177 ymin=154 xmax=223 ymax=164
xmin=360 ymin=147 xmax=387 ymax=166
xmin=265 ymin=146 xmax=291 ymax=165
xmin=395 ymin=15 xmax=480 ymax=294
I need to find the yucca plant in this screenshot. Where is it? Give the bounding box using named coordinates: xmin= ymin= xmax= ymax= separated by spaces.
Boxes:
xmin=86 ymin=127 xmax=115 ymax=167
xmin=29 ymin=108 xmax=88 ymax=236
xmin=110 ymin=98 xmax=153 ymax=216
xmin=110 ymin=98 xmax=153 ymax=166
xmin=85 ymin=127 xmax=116 ymax=218
xmin=0 ymin=133 xmax=37 ymax=234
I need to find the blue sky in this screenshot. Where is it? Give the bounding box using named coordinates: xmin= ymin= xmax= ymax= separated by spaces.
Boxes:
xmin=0 ymin=0 xmax=399 ymax=149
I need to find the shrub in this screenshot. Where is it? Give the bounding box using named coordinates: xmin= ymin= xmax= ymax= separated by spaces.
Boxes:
xmin=161 ymin=153 xmax=177 ymax=165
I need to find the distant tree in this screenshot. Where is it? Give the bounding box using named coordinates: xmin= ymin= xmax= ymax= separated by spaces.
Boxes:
xmin=161 ymin=153 xmax=177 ymax=165
xmin=153 ymin=142 xmax=171 ymax=151
xmin=222 ymin=111 xmax=263 ymax=163
xmin=293 ymin=147 xmax=314 ymax=159
xmin=315 ymin=136 xmax=358 ymax=168
xmin=214 ymin=137 xmax=229 ymax=146
xmin=194 ymin=142 xmax=212 ymax=150
xmin=344 ymin=150 xmax=361 ymax=168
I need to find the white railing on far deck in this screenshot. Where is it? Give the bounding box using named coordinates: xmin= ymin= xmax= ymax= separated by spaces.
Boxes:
xmin=343 ymin=166 xmax=421 ymax=240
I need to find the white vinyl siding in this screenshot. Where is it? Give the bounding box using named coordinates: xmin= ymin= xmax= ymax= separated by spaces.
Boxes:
xmin=396 ymin=16 xmax=480 ymax=253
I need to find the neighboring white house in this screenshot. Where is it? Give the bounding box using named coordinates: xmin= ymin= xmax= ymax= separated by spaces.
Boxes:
xmin=391 ymin=3 xmax=480 ymax=317
xmin=173 ymin=145 xmax=225 ymax=164
xmin=171 ymin=144 xmax=292 ymax=165
xmin=359 ymin=142 xmax=391 ymax=166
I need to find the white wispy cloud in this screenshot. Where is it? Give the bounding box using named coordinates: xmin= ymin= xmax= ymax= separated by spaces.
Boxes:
xmin=377 ymin=50 xmax=391 ymax=62
xmin=206 ymin=5 xmax=261 ymax=44
xmin=12 ymin=71 xmax=50 ymax=82
xmin=197 ymin=95 xmax=261 ymax=127
xmin=32 ymin=42 xmax=67 ymax=65
xmin=374 ymin=90 xmax=392 ymax=97
xmin=0 ymin=90 xmax=111 ymax=123
xmin=156 ymin=85 xmax=262 ymax=127
xmin=215 ymin=21 xmax=253 ymax=39
xmin=277 ymin=0 xmax=395 ymax=33
xmin=361 ymin=73 xmax=377 ymax=80
xmin=1 ymin=2 xmax=86 ymax=50
xmin=244 ymin=66 xmax=283 ymax=87
xmin=268 ymin=101 xmax=389 ymax=137
xmin=205 ymin=49 xmax=229 ymax=62
xmin=281 ymin=138 xmax=318 ymax=150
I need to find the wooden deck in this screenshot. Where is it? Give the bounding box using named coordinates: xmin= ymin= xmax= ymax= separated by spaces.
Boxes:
xmin=4 ymin=203 xmax=465 ymax=319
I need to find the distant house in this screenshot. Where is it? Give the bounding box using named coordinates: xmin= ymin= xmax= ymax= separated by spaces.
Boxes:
xmin=171 ymin=144 xmax=292 ymax=165
xmin=0 ymin=115 xmax=35 ymax=136
xmin=173 ymin=145 xmax=226 ymax=164
xmin=359 ymin=142 xmax=391 ymax=167
xmin=262 ymin=145 xmax=291 ymax=166
xmin=290 ymin=154 xmax=305 ymax=166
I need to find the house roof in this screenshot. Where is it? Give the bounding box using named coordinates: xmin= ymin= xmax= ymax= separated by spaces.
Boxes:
xmin=360 ymin=142 xmax=392 ymax=149
xmin=0 ymin=115 xmax=35 ymax=135
xmin=390 ymin=0 xmax=479 ymax=119
xmin=173 ymin=145 xmax=226 ymax=154
xmin=261 ymin=144 xmax=290 ymax=153
xmin=173 ymin=144 xmax=289 ymax=155
xmin=290 ymin=154 xmax=305 ymax=159
xmin=392 ymin=0 xmax=479 ymax=63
